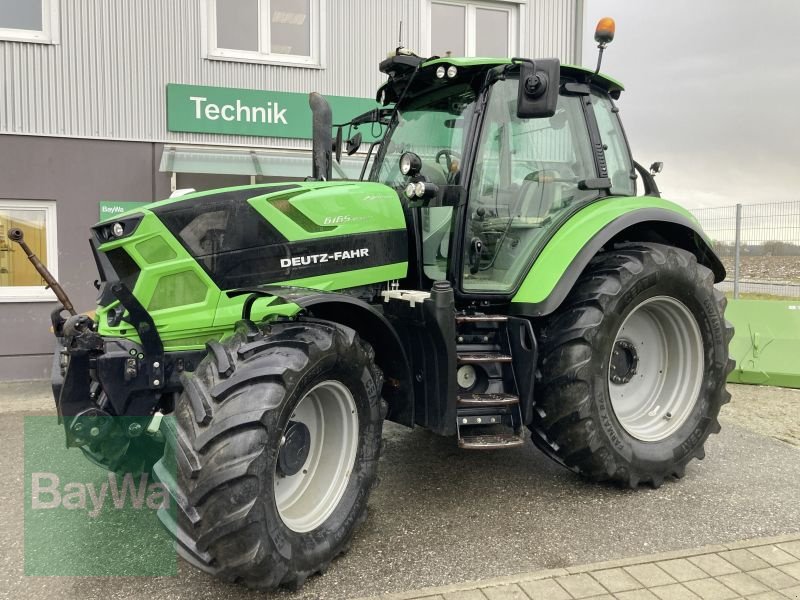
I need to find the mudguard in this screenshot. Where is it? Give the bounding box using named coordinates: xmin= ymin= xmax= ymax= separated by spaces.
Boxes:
xmin=227 ymin=286 xmax=415 ymax=427
xmin=511 ymin=196 xmax=725 ymax=317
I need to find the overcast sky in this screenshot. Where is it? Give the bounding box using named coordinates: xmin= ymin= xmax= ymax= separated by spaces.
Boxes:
xmin=582 ymin=0 xmax=800 ymax=209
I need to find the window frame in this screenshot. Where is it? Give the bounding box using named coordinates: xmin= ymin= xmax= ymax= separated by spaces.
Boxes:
xmin=427 ymin=0 xmax=519 ymax=58
xmin=590 ymin=90 xmax=637 ymax=197
xmin=204 ymin=0 xmax=325 ymax=68
xmin=0 ymin=0 xmax=59 ymax=44
xmin=0 ymin=199 xmax=58 ymax=303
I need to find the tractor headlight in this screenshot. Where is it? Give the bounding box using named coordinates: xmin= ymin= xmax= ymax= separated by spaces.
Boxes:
xmin=447 ymin=65 xmax=458 ymax=78
xmin=436 ymin=66 xmax=446 ymax=79
xmin=399 ymin=152 xmax=422 ymax=177
xmin=404 ymin=183 xmax=417 ymax=199
xmin=111 ymin=222 xmax=125 ymax=237
xmin=414 ymin=182 xmax=426 ymax=198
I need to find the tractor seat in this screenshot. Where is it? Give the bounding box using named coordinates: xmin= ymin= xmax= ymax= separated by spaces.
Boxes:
xmin=514 ymin=170 xmax=564 ymax=223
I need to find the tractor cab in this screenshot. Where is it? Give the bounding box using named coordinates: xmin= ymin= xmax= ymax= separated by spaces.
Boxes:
xmin=347 ymin=53 xmax=637 ymax=301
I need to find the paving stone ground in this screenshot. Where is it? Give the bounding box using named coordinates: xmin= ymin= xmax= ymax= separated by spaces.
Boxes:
xmin=359 ymin=535 xmax=800 ymax=600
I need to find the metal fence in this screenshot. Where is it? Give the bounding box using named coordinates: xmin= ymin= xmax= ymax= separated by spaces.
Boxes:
xmin=691 ymin=200 xmax=800 ymax=299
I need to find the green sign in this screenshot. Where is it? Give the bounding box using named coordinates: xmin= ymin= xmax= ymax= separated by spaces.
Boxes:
xmin=167 ymin=83 xmax=379 ymax=139
xmin=99 ymin=201 xmax=148 ymax=221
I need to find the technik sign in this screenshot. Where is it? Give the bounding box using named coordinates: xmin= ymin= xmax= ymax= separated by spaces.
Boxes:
xmin=166 ymin=83 xmax=379 ymax=139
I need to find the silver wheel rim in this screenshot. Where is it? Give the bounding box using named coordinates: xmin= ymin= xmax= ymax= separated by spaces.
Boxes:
xmin=608 ymin=296 xmax=704 ymax=442
xmin=274 ymin=380 xmax=359 ymax=533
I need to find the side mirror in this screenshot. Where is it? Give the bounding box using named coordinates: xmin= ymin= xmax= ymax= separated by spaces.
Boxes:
xmin=332 ymin=126 xmax=343 ymax=164
xmin=650 ymin=161 xmax=664 ymax=176
xmin=346 ymin=132 xmax=363 ymax=155
xmin=515 ymin=58 xmax=560 ymax=119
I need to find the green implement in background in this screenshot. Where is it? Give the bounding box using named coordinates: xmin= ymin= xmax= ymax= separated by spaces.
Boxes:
xmin=726 ymin=299 xmax=800 ymax=389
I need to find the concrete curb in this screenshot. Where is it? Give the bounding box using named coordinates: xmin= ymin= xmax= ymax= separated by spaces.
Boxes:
xmin=352 ymin=532 xmax=800 ymax=600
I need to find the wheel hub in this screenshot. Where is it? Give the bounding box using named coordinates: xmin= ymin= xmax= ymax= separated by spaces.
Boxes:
xmin=610 ymin=339 xmax=639 ymax=385
xmin=606 ymin=296 xmax=704 ymax=442
xmin=274 ymin=380 xmax=359 ymax=533
xmin=277 ymin=421 xmax=311 ymax=477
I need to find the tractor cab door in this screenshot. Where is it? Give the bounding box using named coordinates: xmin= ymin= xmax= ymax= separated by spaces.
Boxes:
xmin=372 ymin=85 xmax=479 ymax=285
xmin=459 ymin=78 xmax=599 ymax=295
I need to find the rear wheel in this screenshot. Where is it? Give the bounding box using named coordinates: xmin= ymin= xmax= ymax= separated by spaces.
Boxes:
xmin=154 ymin=318 xmax=383 ymax=590
xmin=530 ymin=243 xmax=734 ymax=488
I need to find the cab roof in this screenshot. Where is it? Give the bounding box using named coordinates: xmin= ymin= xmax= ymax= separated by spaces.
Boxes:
xmin=421 ymin=56 xmax=625 ymax=93
xmin=376 ymin=53 xmax=624 ymax=105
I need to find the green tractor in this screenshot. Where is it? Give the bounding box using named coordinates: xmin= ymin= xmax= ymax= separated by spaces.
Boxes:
xmin=16 ymin=20 xmax=732 ymax=591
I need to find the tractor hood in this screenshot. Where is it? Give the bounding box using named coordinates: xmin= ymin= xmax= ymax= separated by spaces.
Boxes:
xmin=91 ymin=181 xmax=408 ymax=344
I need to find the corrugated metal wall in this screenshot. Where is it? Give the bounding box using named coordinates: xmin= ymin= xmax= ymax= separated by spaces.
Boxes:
xmin=0 ymin=0 xmax=581 ymax=149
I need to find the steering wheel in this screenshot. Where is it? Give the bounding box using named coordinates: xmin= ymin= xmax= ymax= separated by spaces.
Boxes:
xmin=435 ymin=149 xmax=461 ymax=180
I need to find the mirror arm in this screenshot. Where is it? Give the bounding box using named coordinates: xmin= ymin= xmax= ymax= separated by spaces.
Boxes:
xmin=634 ymin=161 xmax=661 ymax=197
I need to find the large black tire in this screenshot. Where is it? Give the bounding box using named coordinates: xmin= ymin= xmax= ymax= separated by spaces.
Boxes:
xmin=530 ymin=243 xmax=734 ymax=488
xmin=153 ymin=318 xmax=383 ymax=590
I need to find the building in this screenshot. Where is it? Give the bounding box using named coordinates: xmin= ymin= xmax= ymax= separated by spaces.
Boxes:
xmin=0 ymin=0 xmax=583 ymax=380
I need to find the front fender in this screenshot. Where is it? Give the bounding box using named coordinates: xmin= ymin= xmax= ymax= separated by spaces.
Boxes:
xmin=228 ymin=286 xmax=415 ymax=427
xmin=510 ymin=196 xmax=725 ymax=317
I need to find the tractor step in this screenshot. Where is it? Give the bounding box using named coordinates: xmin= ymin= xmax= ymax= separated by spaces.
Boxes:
xmin=459 ymin=432 xmax=525 ymax=450
xmin=457 ymin=392 xmax=519 ymax=407
xmin=457 ymin=353 xmax=512 ymax=364
xmin=456 ymin=314 xmax=509 ymax=323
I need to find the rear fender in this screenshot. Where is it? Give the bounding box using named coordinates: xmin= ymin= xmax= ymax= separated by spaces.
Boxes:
xmin=511 ymin=197 xmax=725 ymax=317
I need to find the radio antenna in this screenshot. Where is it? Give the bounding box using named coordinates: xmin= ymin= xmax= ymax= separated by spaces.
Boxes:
xmin=398 ymin=20 xmax=403 ymax=47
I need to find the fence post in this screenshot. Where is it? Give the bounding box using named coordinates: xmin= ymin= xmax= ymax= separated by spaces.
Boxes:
xmin=733 ymin=203 xmax=742 ymax=299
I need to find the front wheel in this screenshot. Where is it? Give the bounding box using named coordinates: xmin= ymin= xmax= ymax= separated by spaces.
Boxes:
xmin=154 ymin=319 xmax=383 ymax=590
xmin=530 ymin=243 xmax=734 ymax=488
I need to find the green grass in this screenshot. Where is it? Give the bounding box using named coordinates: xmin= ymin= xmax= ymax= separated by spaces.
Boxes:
xmin=725 ymin=291 xmax=799 ymax=301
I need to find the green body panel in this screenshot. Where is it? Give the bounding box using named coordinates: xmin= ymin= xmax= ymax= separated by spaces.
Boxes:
xmin=96 ymin=182 xmax=407 ymax=349
xmin=511 ymin=196 xmax=701 ymax=305
xmin=247 ymin=181 xmax=406 ymax=238
xmin=421 ymin=57 xmax=625 ymax=92
xmin=726 ymin=300 xmax=800 ymax=389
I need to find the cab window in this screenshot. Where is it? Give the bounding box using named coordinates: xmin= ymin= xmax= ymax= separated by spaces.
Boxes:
xmin=591 ymin=92 xmax=635 ymax=196
xmin=463 ymin=78 xmax=596 ymax=293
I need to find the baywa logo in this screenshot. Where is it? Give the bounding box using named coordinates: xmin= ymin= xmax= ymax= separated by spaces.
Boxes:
xmin=24 ymin=416 xmax=178 ymax=576
xmin=31 ymin=472 xmax=170 ymax=518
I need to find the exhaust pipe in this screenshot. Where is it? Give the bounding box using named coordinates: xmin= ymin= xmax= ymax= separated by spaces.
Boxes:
xmin=308 ymin=92 xmax=332 ymax=181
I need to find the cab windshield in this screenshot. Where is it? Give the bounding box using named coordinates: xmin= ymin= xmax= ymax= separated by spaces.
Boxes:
xmin=372 ymin=84 xmax=478 ymax=189
xmin=371 ymin=84 xmax=478 ymax=281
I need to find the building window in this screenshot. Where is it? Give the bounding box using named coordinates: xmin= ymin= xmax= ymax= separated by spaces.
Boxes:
xmin=0 ymin=0 xmax=59 ymax=44
xmin=430 ymin=1 xmax=517 ymax=58
xmin=207 ymin=0 xmax=323 ymax=67
xmin=0 ymin=200 xmax=58 ymax=302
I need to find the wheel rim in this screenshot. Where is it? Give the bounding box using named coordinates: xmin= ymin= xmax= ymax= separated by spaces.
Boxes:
xmin=607 ymin=296 xmax=704 ymax=442
xmin=274 ymin=380 xmax=359 ymax=533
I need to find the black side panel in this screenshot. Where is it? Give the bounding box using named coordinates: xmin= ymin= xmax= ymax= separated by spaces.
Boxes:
xmin=152 ymin=186 xmax=408 ymax=289
xmin=381 ymin=285 xmax=457 ymax=435
xmin=212 ymin=230 xmax=408 ymax=289
xmin=151 ymin=187 xmax=292 ymax=286
xmin=505 ymin=316 xmax=537 ymax=425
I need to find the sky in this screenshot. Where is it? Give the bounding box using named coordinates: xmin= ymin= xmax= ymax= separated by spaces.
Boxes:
xmin=581 ymin=0 xmax=800 ymax=209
